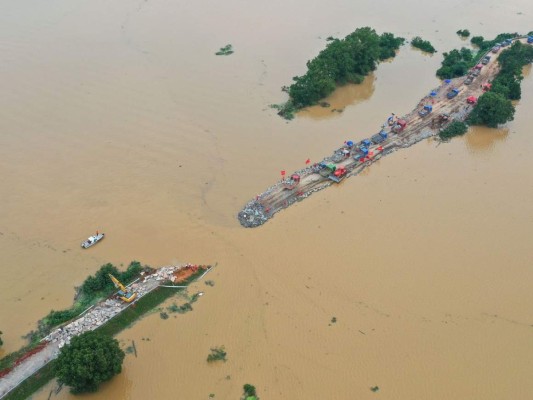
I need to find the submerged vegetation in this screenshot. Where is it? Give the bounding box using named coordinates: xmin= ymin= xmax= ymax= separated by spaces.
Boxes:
xmin=207 ymin=346 xmax=227 ymax=363
xmin=456 ymin=29 xmax=470 ymax=38
xmin=438 ymin=121 xmax=468 ymax=140
xmin=411 ymin=36 xmax=436 ymax=53
xmin=215 ymin=44 xmax=234 ymax=56
xmin=276 ymin=27 xmax=404 ymax=119
xmin=242 ymin=384 xmax=258 ymax=400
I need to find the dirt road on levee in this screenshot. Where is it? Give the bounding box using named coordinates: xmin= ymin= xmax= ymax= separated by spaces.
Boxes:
xmin=238 ymin=38 xmax=527 ymax=228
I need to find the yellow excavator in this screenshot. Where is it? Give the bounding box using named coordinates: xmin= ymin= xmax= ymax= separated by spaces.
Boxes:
xmin=108 ymin=274 xmax=137 ymax=303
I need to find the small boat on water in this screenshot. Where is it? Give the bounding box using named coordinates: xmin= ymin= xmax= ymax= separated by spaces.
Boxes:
xmin=81 ymin=232 xmax=105 ymax=249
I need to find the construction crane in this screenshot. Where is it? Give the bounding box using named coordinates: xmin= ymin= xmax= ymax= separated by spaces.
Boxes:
xmin=108 ymin=274 xmax=137 ymax=303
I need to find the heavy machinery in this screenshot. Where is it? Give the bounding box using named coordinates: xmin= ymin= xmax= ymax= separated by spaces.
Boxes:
xmin=318 ymin=162 xmax=336 ymax=177
xmin=371 ymin=130 xmax=388 ymax=144
xmin=418 ymin=104 xmax=433 ymax=117
xmin=391 ymin=119 xmax=407 ymax=133
xmin=282 ymin=174 xmax=300 ymax=190
xmin=328 ymin=166 xmax=348 ymax=183
xmin=447 ymin=88 xmax=460 ymax=99
xmin=467 ymin=96 xmax=477 ymax=104
xmin=109 ymin=274 xmax=137 ymax=303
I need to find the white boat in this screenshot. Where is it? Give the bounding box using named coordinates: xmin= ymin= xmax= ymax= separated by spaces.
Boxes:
xmin=81 ymin=232 xmax=105 ymax=249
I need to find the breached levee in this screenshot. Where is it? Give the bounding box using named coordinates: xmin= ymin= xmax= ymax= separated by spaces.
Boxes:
xmin=238 ymin=39 xmax=519 ymax=228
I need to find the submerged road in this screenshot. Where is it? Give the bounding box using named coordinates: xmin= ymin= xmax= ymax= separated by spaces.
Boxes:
xmin=238 ymin=37 xmax=529 ymax=228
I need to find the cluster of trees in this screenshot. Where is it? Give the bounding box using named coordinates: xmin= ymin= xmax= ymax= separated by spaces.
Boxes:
xmin=80 ymin=261 xmax=143 ymax=297
xmin=411 ymin=36 xmax=436 ymax=53
xmin=470 ymin=33 xmax=518 ymax=52
xmin=286 ymin=27 xmax=404 ymax=109
xmin=56 ymin=331 xmax=124 ymax=394
xmin=242 ymin=384 xmax=258 ymax=400
xmin=436 ymin=33 xmax=521 ymax=80
xmin=469 ymin=42 xmax=533 ymax=128
xmin=436 ymin=47 xmax=474 ymax=79
xmin=456 ymin=29 xmax=470 ymax=38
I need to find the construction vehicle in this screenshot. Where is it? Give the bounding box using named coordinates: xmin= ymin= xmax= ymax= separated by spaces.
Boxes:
xmin=371 ymin=130 xmax=388 ymax=144
xmin=109 ymin=274 xmax=137 ymax=303
xmin=467 ymin=96 xmax=477 ymax=104
xmin=482 ymin=83 xmax=492 ymax=91
xmin=447 ymin=88 xmax=460 ymax=99
xmin=328 ymin=166 xmax=348 ymax=183
xmin=418 ymin=105 xmax=433 ymax=117
xmin=282 ymin=174 xmax=300 ymax=190
xmin=432 ymin=113 xmax=451 ymax=128
xmin=391 ymin=119 xmax=407 ymax=133
xmin=318 ymin=162 xmax=336 ymax=177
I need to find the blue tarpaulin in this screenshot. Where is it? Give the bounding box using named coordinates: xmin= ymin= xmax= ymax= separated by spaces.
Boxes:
xmin=430 ymin=91 xmax=437 ymax=96
xmin=444 ymin=79 xmax=451 ymax=84
xmin=346 ymin=140 xmax=354 ymax=147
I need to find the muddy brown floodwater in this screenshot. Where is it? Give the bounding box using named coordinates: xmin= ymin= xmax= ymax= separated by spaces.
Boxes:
xmin=1 ymin=0 xmax=532 ymax=399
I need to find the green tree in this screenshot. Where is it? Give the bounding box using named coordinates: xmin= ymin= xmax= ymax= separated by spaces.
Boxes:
xmin=468 ymin=92 xmax=515 ymax=128
xmin=55 ymin=331 xmax=125 ymax=394
xmin=242 ymin=384 xmax=258 ymax=400
xmin=0 ymin=330 xmax=3 ymax=346
xmin=286 ymin=27 xmax=404 ymax=109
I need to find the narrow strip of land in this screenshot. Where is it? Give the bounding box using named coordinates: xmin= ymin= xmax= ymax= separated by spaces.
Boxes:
xmin=238 ymin=37 xmax=529 ymax=228
xmin=0 ymin=264 xmax=210 ymax=399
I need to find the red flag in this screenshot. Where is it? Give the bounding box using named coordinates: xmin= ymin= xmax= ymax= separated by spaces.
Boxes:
xmin=281 ymin=170 xmax=286 ymax=176
xmin=305 ymin=158 xmax=310 ymax=165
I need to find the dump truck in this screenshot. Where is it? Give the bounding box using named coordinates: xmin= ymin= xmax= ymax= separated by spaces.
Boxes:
xmin=418 ymin=105 xmax=433 ymax=117
xmin=282 ymin=174 xmax=300 ymax=190
xmin=371 ymin=130 xmax=388 ymax=144
xmin=328 ymin=166 xmax=348 ymax=183
xmin=447 ymin=88 xmax=460 ymax=99
xmin=391 ymin=119 xmax=407 ymax=133
xmin=318 ymin=162 xmax=336 ymax=177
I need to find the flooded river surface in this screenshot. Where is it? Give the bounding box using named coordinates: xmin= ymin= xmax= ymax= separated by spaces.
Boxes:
xmin=1 ymin=0 xmax=532 ymax=398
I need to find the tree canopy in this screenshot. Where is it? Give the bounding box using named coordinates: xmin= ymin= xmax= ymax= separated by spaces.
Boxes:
xmin=491 ymin=42 xmax=533 ymax=100
xmin=56 ymin=331 xmax=125 ymax=394
xmin=436 ymin=48 xmax=474 ymax=79
xmin=468 ymin=92 xmax=515 ymax=128
xmin=411 ymin=36 xmax=436 ymax=53
xmin=287 ymin=27 xmax=404 ymax=109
